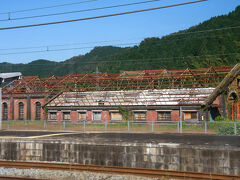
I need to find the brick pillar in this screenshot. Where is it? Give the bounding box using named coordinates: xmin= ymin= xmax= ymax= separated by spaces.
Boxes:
xmin=146 ymin=111 xmax=157 ymax=122
xmin=171 ymin=110 xmax=180 ymax=121
xmin=86 ymin=111 xmax=92 ymax=121
xmin=102 ymin=111 xmax=110 ymax=121
xmin=71 ymin=111 xmax=78 ymax=123
xmin=57 ymin=111 xmax=62 ymax=122
xmin=10 ymin=96 xmax=14 ymax=120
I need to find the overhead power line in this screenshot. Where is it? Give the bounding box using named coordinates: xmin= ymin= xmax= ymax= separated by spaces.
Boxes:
xmin=0 ymin=52 xmax=239 ymax=66
xmin=0 ymin=43 xmax=138 ymax=55
xmin=0 ymin=0 xmax=207 ymax=31
xmin=0 ymin=24 xmax=239 ymax=52
xmin=0 ymin=0 xmax=98 ymax=15
xmin=0 ymin=0 xmax=163 ymax=21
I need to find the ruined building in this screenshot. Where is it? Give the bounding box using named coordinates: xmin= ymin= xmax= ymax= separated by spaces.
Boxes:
xmin=2 ymin=64 xmax=240 ymax=122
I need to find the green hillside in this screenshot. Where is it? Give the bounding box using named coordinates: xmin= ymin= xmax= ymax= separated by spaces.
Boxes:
xmin=0 ymin=6 xmax=239 ymax=76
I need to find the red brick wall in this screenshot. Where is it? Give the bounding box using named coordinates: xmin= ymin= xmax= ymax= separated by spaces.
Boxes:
xmin=57 ymin=111 xmax=62 ymax=122
xmin=14 ymin=98 xmax=28 ymax=120
xmin=71 ymin=111 xmax=78 ymax=122
xmin=2 ymin=100 xmax=11 ymax=120
xmin=30 ymin=98 xmax=45 ymax=120
xmin=9 ymin=97 xmax=13 ymax=120
xmin=102 ymin=111 xmax=110 ymax=121
xmin=171 ymin=110 xmax=180 ymax=121
xmin=146 ymin=111 xmax=157 ymax=122
xmin=86 ymin=111 xmax=92 ymax=121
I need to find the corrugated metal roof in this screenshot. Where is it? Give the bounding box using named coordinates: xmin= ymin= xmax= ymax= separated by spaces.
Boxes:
xmin=0 ymin=72 xmax=22 ymax=80
xmin=46 ymin=88 xmax=215 ymax=107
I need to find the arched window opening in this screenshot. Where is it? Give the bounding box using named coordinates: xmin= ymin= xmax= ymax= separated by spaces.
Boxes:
xmin=3 ymin=103 xmax=8 ymax=120
xmin=19 ymin=102 xmax=24 ymax=120
xmin=228 ymin=91 xmax=238 ymax=102
xmin=35 ymin=102 xmax=41 ymax=120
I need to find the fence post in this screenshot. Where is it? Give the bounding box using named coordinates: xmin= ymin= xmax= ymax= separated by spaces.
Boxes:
xmin=234 ymin=122 xmax=237 ymax=135
xmin=8 ymin=120 xmax=10 ymax=130
xmin=152 ymin=121 xmax=154 ymax=133
xmin=105 ymin=120 xmax=107 ymax=132
xmin=83 ymin=120 xmax=86 ymax=133
xmin=44 ymin=120 xmax=46 ymax=129
xmin=128 ymin=121 xmax=130 ymax=133
xmin=63 ymin=120 xmax=66 ymax=130
xmin=25 ymin=120 xmax=28 ymax=130
xmin=177 ymin=121 xmax=179 ymax=133
xmin=180 ymin=106 xmax=182 ymax=134
xmin=205 ymin=121 xmax=207 ymax=134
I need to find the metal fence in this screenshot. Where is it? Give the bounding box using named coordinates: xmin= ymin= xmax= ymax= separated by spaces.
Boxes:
xmin=1 ymin=120 xmax=240 ymax=135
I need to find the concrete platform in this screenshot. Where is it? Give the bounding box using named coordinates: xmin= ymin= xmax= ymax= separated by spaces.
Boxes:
xmin=0 ymin=130 xmax=73 ymax=138
xmin=0 ymin=131 xmax=240 ymax=175
xmin=0 ymin=131 xmax=239 ymax=147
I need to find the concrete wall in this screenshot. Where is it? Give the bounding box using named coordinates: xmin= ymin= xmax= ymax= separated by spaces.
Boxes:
xmin=0 ymin=139 xmax=239 ymax=175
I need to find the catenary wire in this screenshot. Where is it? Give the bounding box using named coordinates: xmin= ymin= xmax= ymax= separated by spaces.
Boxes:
xmin=0 ymin=0 xmax=98 ymax=15
xmin=0 ymin=43 xmax=138 ymax=55
xmin=0 ymin=24 xmax=238 ymax=52
xmin=0 ymin=0 xmax=207 ymax=31
xmin=0 ymin=0 xmax=164 ymax=21
xmin=0 ymin=52 xmax=239 ymax=66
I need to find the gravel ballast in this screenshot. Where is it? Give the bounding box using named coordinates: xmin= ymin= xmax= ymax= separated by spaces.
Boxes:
xmin=0 ymin=167 xmax=159 ymax=180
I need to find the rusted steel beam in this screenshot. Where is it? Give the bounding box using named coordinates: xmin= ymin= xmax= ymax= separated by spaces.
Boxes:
xmin=202 ymin=63 xmax=240 ymax=109
xmin=2 ymin=66 xmax=233 ymax=94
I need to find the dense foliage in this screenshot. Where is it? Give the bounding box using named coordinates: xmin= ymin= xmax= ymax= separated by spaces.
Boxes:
xmin=0 ymin=6 xmax=239 ymax=76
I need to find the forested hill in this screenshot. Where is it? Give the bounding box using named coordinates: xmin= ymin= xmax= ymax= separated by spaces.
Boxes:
xmin=0 ymin=6 xmax=239 ymax=76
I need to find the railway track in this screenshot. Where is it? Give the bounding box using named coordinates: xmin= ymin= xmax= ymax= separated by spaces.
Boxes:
xmin=0 ymin=160 xmax=239 ymax=180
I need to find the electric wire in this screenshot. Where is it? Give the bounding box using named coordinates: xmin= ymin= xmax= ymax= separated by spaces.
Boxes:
xmin=0 ymin=24 xmax=238 ymax=53
xmin=0 ymin=0 xmax=98 ymax=15
xmin=0 ymin=52 xmax=239 ymax=66
xmin=0 ymin=0 xmax=164 ymax=22
xmin=0 ymin=0 xmax=207 ymax=31
xmin=0 ymin=43 xmax=138 ymax=55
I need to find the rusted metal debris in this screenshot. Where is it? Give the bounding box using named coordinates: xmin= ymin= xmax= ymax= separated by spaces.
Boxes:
xmin=2 ymin=65 xmax=234 ymax=95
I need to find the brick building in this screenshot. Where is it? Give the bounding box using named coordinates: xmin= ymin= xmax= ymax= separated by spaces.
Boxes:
xmin=2 ymin=64 xmax=240 ymax=122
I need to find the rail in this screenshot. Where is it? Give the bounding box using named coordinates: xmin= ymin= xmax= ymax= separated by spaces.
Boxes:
xmin=0 ymin=161 xmax=239 ymax=180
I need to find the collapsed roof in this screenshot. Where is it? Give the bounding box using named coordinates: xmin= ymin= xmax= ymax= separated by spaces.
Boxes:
xmin=2 ymin=65 xmax=235 ymax=95
xmin=46 ymin=88 xmax=215 ymax=107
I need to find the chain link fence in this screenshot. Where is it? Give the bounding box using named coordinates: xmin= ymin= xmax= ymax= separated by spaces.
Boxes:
xmin=1 ymin=120 xmax=240 ymax=135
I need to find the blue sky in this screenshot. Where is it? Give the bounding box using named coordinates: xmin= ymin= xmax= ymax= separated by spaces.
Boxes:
xmin=0 ymin=0 xmax=239 ymax=64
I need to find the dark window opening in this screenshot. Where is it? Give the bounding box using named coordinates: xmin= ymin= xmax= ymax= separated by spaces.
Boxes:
xmin=63 ymin=112 xmax=71 ymax=121
xmin=184 ymin=112 xmax=198 ymax=121
xmin=93 ymin=112 xmax=101 ymax=121
xmin=49 ymin=112 xmax=57 ymax=121
xmin=229 ymin=92 xmax=238 ymax=101
xmin=3 ymin=103 xmax=8 ymax=120
xmin=35 ymin=102 xmax=41 ymax=120
xmin=19 ymin=102 xmax=24 ymax=120
xmin=78 ymin=112 xmax=86 ymax=121
xmin=111 ymin=112 xmax=122 ymax=121
xmin=158 ymin=112 xmax=171 ymax=121
xmin=134 ymin=112 xmax=146 ymax=121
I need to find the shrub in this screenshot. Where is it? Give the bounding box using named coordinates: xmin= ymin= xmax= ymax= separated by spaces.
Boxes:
xmin=218 ymin=123 xmax=240 ymax=135
xmin=214 ymin=116 xmax=225 ymax=121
